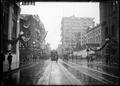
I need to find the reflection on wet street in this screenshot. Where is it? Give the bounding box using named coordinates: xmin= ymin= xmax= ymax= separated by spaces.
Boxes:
xmin=60 ymin=59 xmax=119 ymax=85
xmin=61 ymin=60 xmax=105 ymax=85
xmin=2 ymin=60 xmax=49 ymax=85
xmin=1 ymin=59 xmax=119 ymax=85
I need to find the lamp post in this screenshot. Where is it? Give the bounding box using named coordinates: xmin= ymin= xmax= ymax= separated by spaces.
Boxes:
xmin=33 ymin=41 xmax=35 ymax=62
xmin=86 ymin=45 xmax=90 ymax=64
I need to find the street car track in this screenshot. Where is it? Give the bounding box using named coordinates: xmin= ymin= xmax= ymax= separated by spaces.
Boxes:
xmin=58 ymin=62 xmax=81 ymax=85
xmin=36 ymin=60 xmax=52 ymax=85
xmin=48 ymin=61 xmax=73 ymax=85
xmin=48 ymin=61 xmax=81 ymax=85
xmin=69 ymin=61 xmax=119 ymax=79
xmin=88 ymin=61 xmax=119 ymax=69
xmin=48 ymin=61 xmax=52 ymax=85
xmin=68 ymin=61 xmax=119 ymax=85
xmin=60 ymin=60 xmax=118 ymax=85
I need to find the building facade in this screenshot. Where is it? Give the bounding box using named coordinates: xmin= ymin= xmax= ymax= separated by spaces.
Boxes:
xmin=61 ymin=15 xmax=94 ymax=54
xmin=19 ymin=14 xmax=47 ymax=65
xmin=81 ymin=29 xmax=87 ymax=46
xmin=86 ymin=24 xmax=102 ymax=45
xmin=1 ymin=1 xmax=21 ymax=71
xmin=20 ymin=14 xmax=46 ymax=49
xmin=100 ymin=1 xmax=119 ymax=65
xmin=57 ymin=44 xmax=63 ymax=56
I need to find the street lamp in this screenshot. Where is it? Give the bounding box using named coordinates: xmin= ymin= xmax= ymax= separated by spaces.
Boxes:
xmin=20 ymin=31 xmax=24 ymax=35
xmin=33 ymin=41 xmax=35 ymax=44
xmin=86 ymin=45 xmax=89 ymax=63
xmin=32 ymin=41 xmax=35 ymax=62
xmin=105 ymin=38 xmax=110 ymax=41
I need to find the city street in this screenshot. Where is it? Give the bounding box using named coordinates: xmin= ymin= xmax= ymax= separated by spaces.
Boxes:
xmin=1 ymin=1 xmax=119 ymax=86
xmin=1 ymin=58 xmax=119 ymax=85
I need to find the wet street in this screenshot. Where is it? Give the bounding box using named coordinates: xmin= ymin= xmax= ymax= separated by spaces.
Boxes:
xmin=1 ymin=58 xmax=119 ymax=85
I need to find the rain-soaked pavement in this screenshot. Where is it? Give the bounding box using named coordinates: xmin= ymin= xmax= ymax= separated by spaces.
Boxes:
xmin=1 ymin=58 xmax=120 ymax=85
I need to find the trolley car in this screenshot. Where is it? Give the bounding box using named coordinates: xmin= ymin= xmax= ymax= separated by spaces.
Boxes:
xmin=51 ymin=50 xmax=58 ymax=62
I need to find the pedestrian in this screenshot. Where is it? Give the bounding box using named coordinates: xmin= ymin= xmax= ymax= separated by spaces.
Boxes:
xmin=7 ymin=52 xmax=12 ymax=70
xmin=56 ymin=55 xmax=58 ymax=63
xmin=0 ymin=51 xmax=5 ymax=73
xmin=55 ymin=51 xmax=57 ymax=63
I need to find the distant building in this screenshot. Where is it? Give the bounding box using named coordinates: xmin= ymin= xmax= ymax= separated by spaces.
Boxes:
xmin=86 ymin=24 xmax=102 ymax=45
xmin=61 ymin=15 xmax=94 ymax=53
xmin=57 ymin=44 xmax=63 ymax=56
xmin=80 ymin=24 xmax=102 ymax=51
xmin=81 ymin=29 xmax=87 ymax=46
xmin=44 ymin=43 xmax=51 ymax=56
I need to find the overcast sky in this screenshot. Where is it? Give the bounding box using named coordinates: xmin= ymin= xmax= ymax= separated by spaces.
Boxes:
xmin=20 ymin=2 xmax=99 ymax=50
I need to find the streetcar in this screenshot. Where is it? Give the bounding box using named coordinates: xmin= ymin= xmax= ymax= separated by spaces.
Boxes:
xmin=50 ymin=50 xmax=58 ymax=62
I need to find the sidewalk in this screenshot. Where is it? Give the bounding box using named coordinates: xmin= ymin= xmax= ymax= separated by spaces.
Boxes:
xmin=2 ymin=60 xmax=40 ymax=77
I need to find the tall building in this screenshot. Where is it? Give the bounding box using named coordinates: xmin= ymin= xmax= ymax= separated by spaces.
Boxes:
xmin=61 ymin=15 xmax=94 ymax=53
xmin=1 ymin=1 xmax=21 ymax=71
xmin=100 ymin=1 xmax=119 ymax=65
xmin=20 ymin=14 xmax=46 ymax=49
xmin=57 ymin=44 xmax=63 ymax=56
xmin=81 ymin=29 xmax=87 ymax=46
xmin=19 ymin=14 xmax=47 ymax=65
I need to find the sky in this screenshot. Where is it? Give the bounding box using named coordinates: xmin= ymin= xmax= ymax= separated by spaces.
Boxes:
xmin=20 ymin=2 xmax=99 ymax=50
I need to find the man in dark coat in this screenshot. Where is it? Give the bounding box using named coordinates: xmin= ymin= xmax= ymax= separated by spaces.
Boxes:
xmin=7 ymin=52 xmax=12 ymax=70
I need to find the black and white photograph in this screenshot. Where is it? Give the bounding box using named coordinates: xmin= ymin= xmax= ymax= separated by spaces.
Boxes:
xmin=0 ymin=0 xmax=119 ymax=85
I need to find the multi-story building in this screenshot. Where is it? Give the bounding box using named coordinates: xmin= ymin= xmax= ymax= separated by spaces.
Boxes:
xmin=80 ymin=24 xmax=101 ymax=52
xmin=86 ymin=24 xmax=102 ymax=45
xmin=100 ymin=1 xmax=119 ymax=65
xmin=20 ymin=14 xmax=46 ymax=49
xmin=61 ymin=15 xmax=94 ymax=53
xmin=81 ymin=29 xmax=87 ymax=46
xmin=44 ymin=43 xmax=51 ymax=56
xmin=1 ymin=1 xmax=21 ymax=71
xmin=57 ymin=44 xmax=63 ymax=56
xmin=19 ymin=14 xmax=47 ymax=65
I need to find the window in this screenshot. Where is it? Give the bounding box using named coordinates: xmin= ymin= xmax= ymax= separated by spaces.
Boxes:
xmin=96 ymin=36 xmax=98 ymax=43
xmin=105 ymin=27 xmax=108 ymax=38
xmin=111 ymin=25 xmax=116 ymax=37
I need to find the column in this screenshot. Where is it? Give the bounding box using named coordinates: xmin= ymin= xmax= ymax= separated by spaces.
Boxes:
xmin=16 ymin=14 xmax=20 ymax=68
xmin=8 ymin=6 xmax=13 ymax=51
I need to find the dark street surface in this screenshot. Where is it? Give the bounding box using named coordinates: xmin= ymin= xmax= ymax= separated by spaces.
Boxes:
xmin=1 ymin=58 xmax=120 ymax=85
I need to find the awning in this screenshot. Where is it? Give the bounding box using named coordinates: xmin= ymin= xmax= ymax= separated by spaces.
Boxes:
xmin=86 ymin=43 xmax=100 ymax=47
